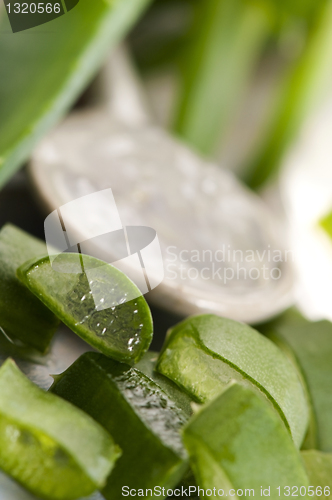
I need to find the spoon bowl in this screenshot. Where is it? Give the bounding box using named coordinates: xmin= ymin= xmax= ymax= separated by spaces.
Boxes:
xmin=29 ymin=47 xmax=294 ymax=324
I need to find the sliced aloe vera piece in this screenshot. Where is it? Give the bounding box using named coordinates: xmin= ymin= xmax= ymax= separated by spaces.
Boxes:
xmin=51 ymin=352 xmax=189 ymax=499
xmin=0 ymin=469 xmax=103 ymax=500
xmin=0 ymin=224 xmax=59 ymax=353
xmin=183 ymin=383 xmax=310 ymax=499
xmin=261 ymin=309 xmax=332 ymax=452
xmin=156 ymin=314 xmax=308 ymax=448
xmin=0 ymin=358 xmax=120 ymax=500
xmin=136 ymin=351 xmax=193 ymax=418
xmin=301 ymin=450 xmax=332 ymax=498
xmin=17 ymin=253 xmax=153 ymax=363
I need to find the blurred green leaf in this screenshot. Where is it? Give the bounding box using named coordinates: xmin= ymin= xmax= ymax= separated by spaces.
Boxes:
xmin=260 ymin=309 xmax=332 ymax=452
xmin=173 ymin=0 xmax=272 ymax=156
xmin=320 ymin=210 xmax=332 ymax=240
xmin=172 ymin=0 xmax=332 ymax=185
xmin=243 ymin=0 xmax=332 ymax=189
xmin=130 ymin=0 xmax=194 ymax=72
xmin=301 ymin=450 xmax=332 ymax=497
xmin=0 ymin=0 xmax=150 ymax=189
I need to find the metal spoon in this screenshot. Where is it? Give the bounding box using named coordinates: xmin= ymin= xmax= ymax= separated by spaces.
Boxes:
xmin=29 ymin=46 xmax=293 ymax=324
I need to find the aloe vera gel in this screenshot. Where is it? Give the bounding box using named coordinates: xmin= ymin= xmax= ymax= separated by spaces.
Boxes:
xmin=17 ymin=253 xmax=153 ymax=363
xmin=51 ymin=352 xmax=189 ymax=498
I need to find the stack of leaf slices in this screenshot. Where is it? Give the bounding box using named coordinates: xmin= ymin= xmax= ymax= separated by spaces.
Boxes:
xmin=0 ymin=223 xmax=332 ymax=500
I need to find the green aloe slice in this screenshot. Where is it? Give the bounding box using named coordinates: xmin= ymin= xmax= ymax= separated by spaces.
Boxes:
xmin=183 ymin=383 xmax=310 ymax=500
xmin=301 ymin=450 xmax=332 ymax=498
xmin=156 ymin=314 xmax=309 ymax=448
xmin=261 ymin=309 xmax=332 ymax=452
xmin=0 ymin=224 xmax=59 ymax=353
xmin=136 ymin=351 xmax=193 ymax=418
xmin=17 ymin=253 xmax=153 ymax=363
xmin=0 ymin=358 xmax=120 ymax=500
xmin=136 ymin=354 xmax=197 ymax=498
xmin=51 ymin=352 xmax=190 ymax=499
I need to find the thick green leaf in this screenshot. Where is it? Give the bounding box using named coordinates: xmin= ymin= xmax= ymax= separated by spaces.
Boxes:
xmin=183 ymin=383 xmax=310 ymax=500
xmin=0 ymin=358 xmax=120 ymax=500
xmin=261 ymin=309 xmax=332 ymax=452
xmin=156 ymin=314 xmax=309 ymax=448
xmin=136 ymin=351 xmax=193 ymax=418
xmin=0 ymin=224 xmax=59 ymax=353
xmin=51 ymin=352 xmax=189 ymax=499
xmin=0 ymin=0 xmax=150 ymax=188
xmin=301 ymin=450 xmax=332 ymax=499
xmin=17 ymin=253 xmax=153 ymax=363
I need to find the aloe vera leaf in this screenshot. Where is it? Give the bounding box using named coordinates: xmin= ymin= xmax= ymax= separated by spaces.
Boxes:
xmin=244 ymin=1 xmax=332 ymax=189
xmin=173 ymin=0 xmax=271 ymax=156
xmin=0 ymin=224 xmax=59 ymax=353
xmin=301 ymin=450 xmax=332 ymax=498
xmin=156 ymin=314 xmax=309 ymax=448
xmin=0 ymin=358 xmax=121 ymax=500
xmin=261 ymin=309 xmax=332 ymax=452
xmin=135 ymin=354 xmax=197 ymax=496
xmin=17 ymin=253 xmax=153 ymax=364
xmin=51 ymin=352 xmax=190 ymax=499
xmin=320 ymin=210 xmax=332 ymax=240
xmin=0 ymin=470 xmax=102 ymax=500
xmin=266 ymin=329 xmax=318 ymax=450
xmin=0 ymin=0 xmax=151 ymax=189
xmin=183 ymin=383 xmax=310 ymax=500
xmin=136 ymin=351 xmax=193 ymax=418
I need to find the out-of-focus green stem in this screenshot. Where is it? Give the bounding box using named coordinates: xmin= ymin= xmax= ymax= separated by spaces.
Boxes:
xmin=173 ymin=0 xmax=272 ymax=156
xmin=244 ymin=1 xmax=332 ymax=190
xmin=320 ymin=209 xmax=332 ymax=240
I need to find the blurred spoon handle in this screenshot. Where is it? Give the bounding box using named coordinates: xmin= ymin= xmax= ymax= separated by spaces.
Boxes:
xmin=100 ymin=44 xmax=152 ymax=127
